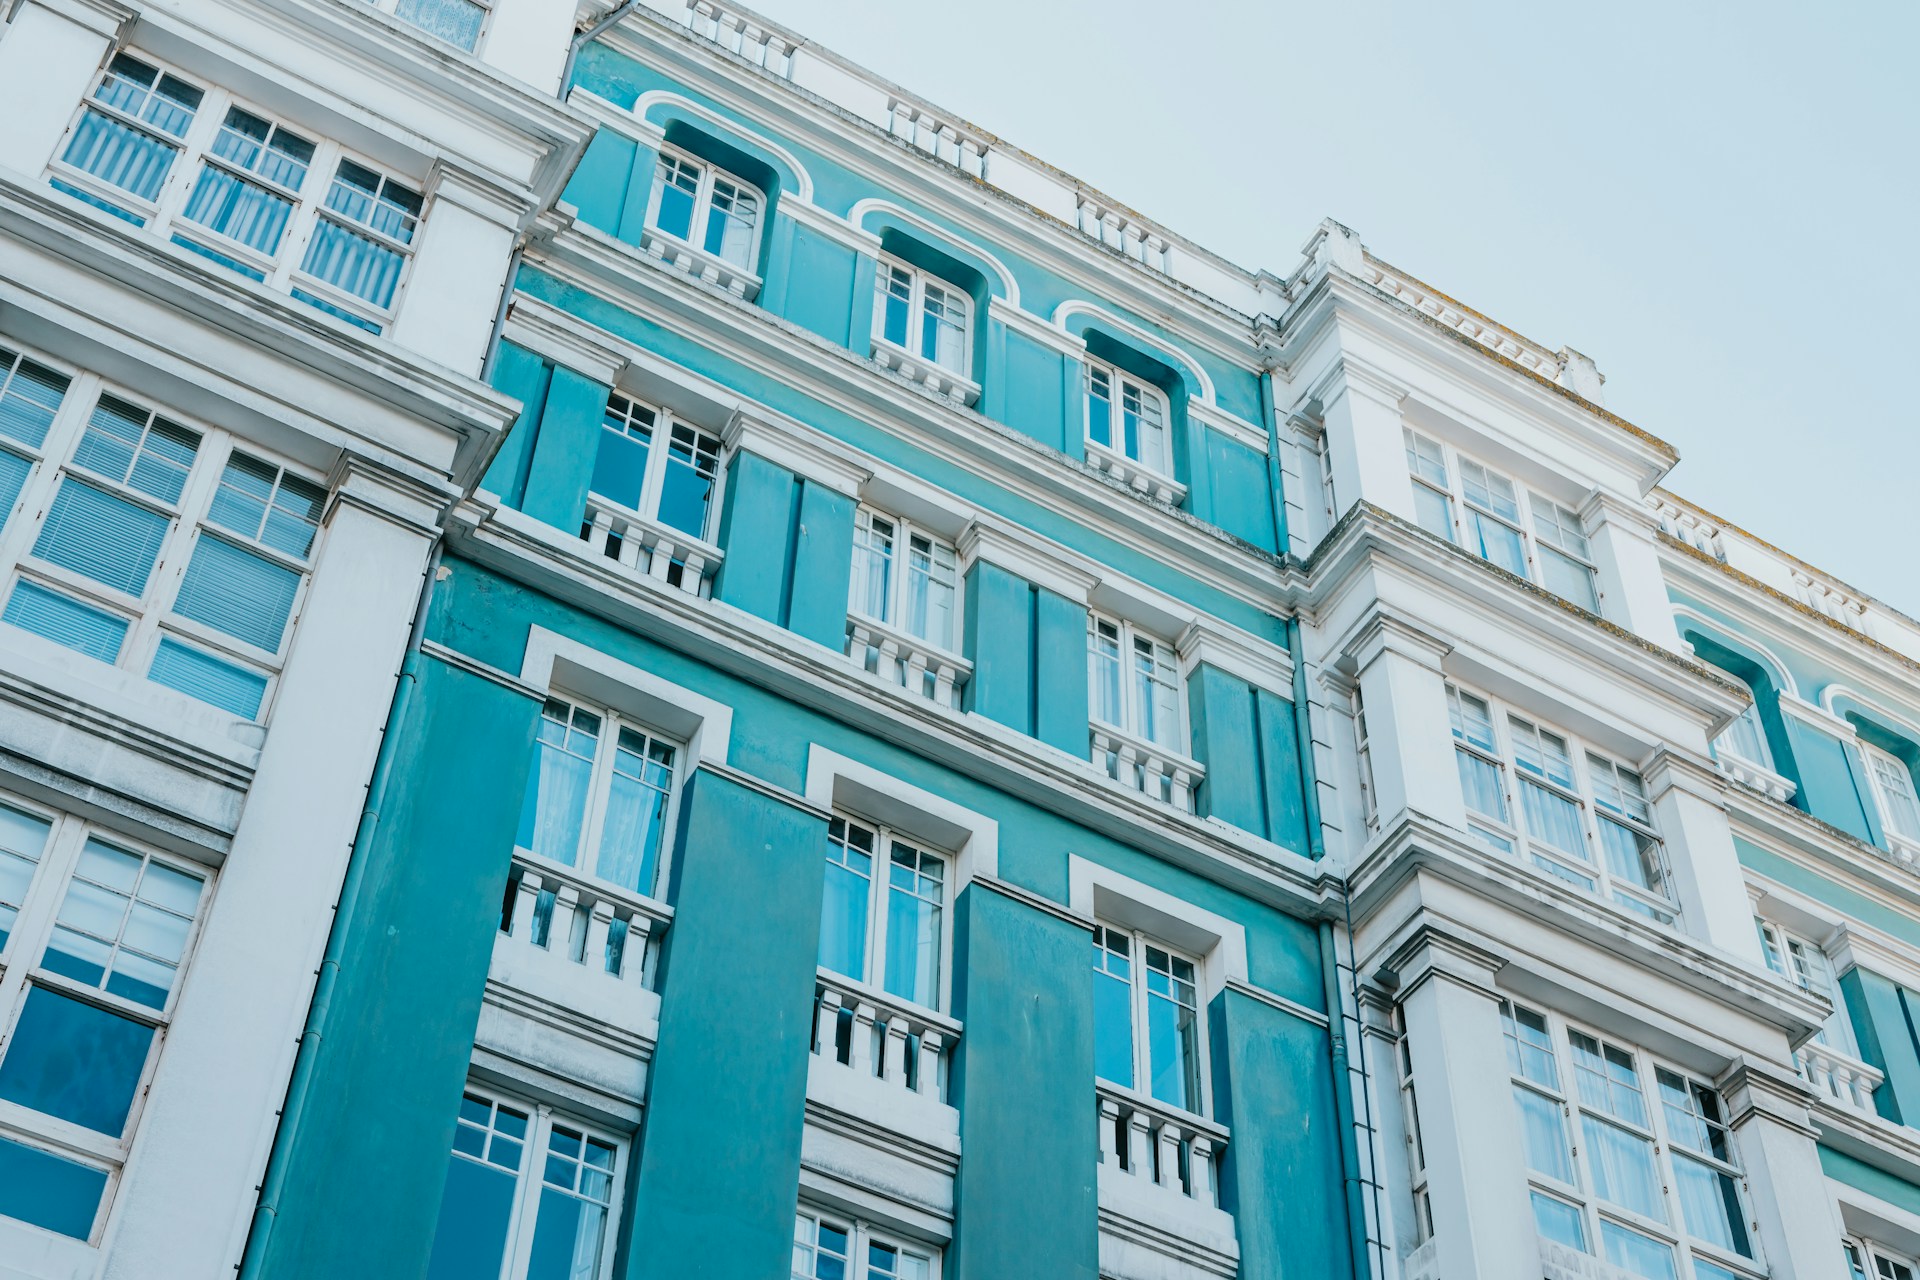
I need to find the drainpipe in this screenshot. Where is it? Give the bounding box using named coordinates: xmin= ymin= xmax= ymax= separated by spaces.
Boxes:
xmin=558 ymin=0 xmax=646 ymax=103
xmin=237 ymin=545 xmax=442 ymax=1278
xmin=480 ymin=246 xmax=523 ymax=386
xmin=1259 ymin=367 xmax=1288 ymax=558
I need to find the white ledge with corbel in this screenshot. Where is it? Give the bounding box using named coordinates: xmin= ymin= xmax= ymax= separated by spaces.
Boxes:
xmin=869 ymin=336 xmax=981 ymax=407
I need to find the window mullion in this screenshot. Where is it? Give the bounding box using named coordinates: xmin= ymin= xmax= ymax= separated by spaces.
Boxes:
xmin=148 ymin=86 xmax=226 ymax=239
xmin=269 ymin=138 xmax=338 ymax=292
xmin=1131 ymin=928 xmax=1151 ymax=1091
xmin=692 ymin=165 xmax=716 ymax=249
xmin=501 ymin=1106 xmax=550 ymax=1280
xmin=866 ymin=827 xmax=890 ymax=988
xmin=575 ymin=712 xmax=622 ymax=882
xmin=638 ymin=411 xmax=670 ymax=522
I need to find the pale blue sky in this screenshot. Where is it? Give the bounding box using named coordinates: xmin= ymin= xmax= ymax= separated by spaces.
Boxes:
xmin=742 ymin=0 xmax=1917 ymax=614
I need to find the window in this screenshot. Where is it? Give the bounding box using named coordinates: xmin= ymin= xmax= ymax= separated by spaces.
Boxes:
xmin=1711 ymin=692 xmax=1773 ymax=770
xmin=1849 ymin=1241 xmax=1919 ymax=1280
xmin=1862 ymin=742 xmax=1920 ymax=852
xmin=515 ymin=696 xmax=681 ymax=901
xmin=1352 ymin=685 xmax=1378 ymax=832
xmin=1755 ymin=919 xmax=1855 ymax=1052
xmin=1394 ymin=1009 xmax=1433 ymax=1243
xmin=646 ymin=146 xmax=763 ymax=272
xmin=586 ymin=392 xmax=724 ymax=544
xmin=1084 ymin=358 xmax=1170 ymax=477
xmin=1447 ymin=684 xmax=1676 ymax=923
xmin=1088 ymin=614 xmax=1182 ymax=751
xmin=364 ymin=0 xmax=489 ymax=51
xmin=1092 ymin=923 xmax=1204 ymax=1113
xmin=0 ymin=342 xmax=325 ymax=720
xmin=1403 ymin=430 xmax=1599 ymax=610
xmin=423 ymin=1087 xmax=624 ymax=1280
xmin=873 ymin=258 xmax=970 ymax=376
xmin=0 ymin=796 xmax=209 ymax=1242
xmin=818 ymin=815 xmax=947 ymax=1010
xmin=1501 ymin=1001 xmax=1756 ymax=1280
xmin=848 ymin=509 xmax=959 ymax=653
xmin=793 ymin=1208 xmax=937 ymax=1280
xmin=49 ymin=53 xmax=423 ymax=332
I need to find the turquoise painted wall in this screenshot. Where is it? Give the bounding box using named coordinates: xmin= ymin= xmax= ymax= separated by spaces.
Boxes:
xmin=483 ymin=340 xmax=552 ymax=506
xmin=958 ymin=561 xmax=1089 ymax=757
xmin=1820 ymin=1144 xmax=1920 ymax=1218
xmin=625 ymin=768 xmax=827 ymax=1279
xmin=948 ymin=884 xmax=1099 ymax=1280
xmin=480 ymin=340 xmax=609 ymax=535
xmin=1186 ymin=664 xmax=1311 ymax=852
xmin=252 ymin=654 xmax=540 ymax=1278
xmin=1840 ymin=967 xmax=1920 ymax=1126
xmin=712 ymin=449 xmax=855 ymax=651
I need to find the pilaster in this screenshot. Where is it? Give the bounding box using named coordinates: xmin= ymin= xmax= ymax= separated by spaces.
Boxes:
xmin=1316 ymin=361 xmax=1414 ymax=527
xmin=390 ymin=160 xmax=528 ymax=376
xmin=1343 ymin=611 xmax=1463 ymax=831
xmin=1579 ymin=489 xmax=1685 ymax=651
xmin=1718 ymin=1058 xmax=1851 ymax=1280
xmin=1642 ymin=749 xmax=1765 ymax=964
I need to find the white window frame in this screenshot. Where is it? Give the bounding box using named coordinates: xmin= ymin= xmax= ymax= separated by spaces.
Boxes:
xmin=1500 ymin=1000 xmax=1763 ymax=1280
xmin=1861 ymin=741 xmax=1920 ymax=855
xmin=871 ymin=255 xmax=972 ymax=377
xmin=0 ymin=791 xmax=212 ymax=1245
xmin=847 ymin=506 xmax=962 ymax=654
xmin=0 ymin=339 xmax=326 ymax=723
xmin=1849 ymin=1239 xmax=1920 ymax=1280
xmin=1711 ymin=692 xmax=1774 ymax=772
xmin=1403 ymin=429 xmax=1599 ymax=610
xmin=1083 ymin=355 xmax=1172 ymax=477
xmin=586 ymin=391 xmax=727 ymax=545
xmin=1392 ymin=1006 xmax=1433 ymax=1244
xmin=1352 ymin=684 xmax=1379 ymax=833
xmin=793 ymin=1205 xmax=940 ymax=1280
xmin=513 ymin=691 xmax=687 ymax=903
xmin=1086 ymin=611 xmax=1184 ymax=750
xmin=1446 ymin=682 xmax=1677 ymax=924
xmin=1091 ymin=919 xmax=1210 ymax=1117
xmin=644 ymin=142 xmax=765 ymax=274
xmin=439 ymin=1081 xmax=628 ymax=1280
xmin=1754 ymin=917 xmax=1856 ymax=1054
xmin=46 ymin=50 xmax=423 ymax=333
xmin=819 ymin=810 xmax=952 ymax=1014
xmin=363 ymin=0 xmax=492 ymax=53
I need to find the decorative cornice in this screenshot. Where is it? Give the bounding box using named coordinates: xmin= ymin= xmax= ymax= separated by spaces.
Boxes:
xmin=501 ymin=295 xmax=630 ymax=385
xmin=1717 ymin=1055 xmax=1820 ymax=1138
xmin=957 ymin=520 xmax=1099 ymax=604
xmin=723 ymin=410 xmax=872 ymax=498
xmin=1378 ymin=922 xmax=1507 ymax=1000
xmin=1177 ymin=620 xmax=1295 ymax=695
xmin=1337 ymin=608 xmax=1454 ymax=677
xmin=11 ymin=0 xmax=134 ymax=37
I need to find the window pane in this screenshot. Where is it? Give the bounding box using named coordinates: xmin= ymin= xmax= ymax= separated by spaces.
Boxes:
xmin=1530 ymin=1191 xmax=1586 ymax=1249
xmin=1582 ymin=1114 xmax=1663 ymax=1220
xmin=32 ymin=478 xmax=171 ymax=596
xmin=394 ymin=0 xmax=486 ymax=48
xmin=526 ymin=1128 xmax=615 ymax=1280
xmin=657 ymin=425 xmax=720 ymax=538
xmin=515 ymin=700 xmax=599 ymax=866
xmin=1412 ymin=483 xmax=1453 ymax=541
xmin=705 ymin=176 xmax=760 ymax=268
xmin=0 ymin=986 xmax=154 ymax=1135
xmin=148 ymin=637 xmax=269 ymax=718
xmin=0 ymin=804 xmax=51 ymax=952
xmin=1600 ymin=1222 xmax=1679 ymax=1280
xmin=424 ymin=1149 xmax=519 ymax=1280
xmin=904 ymin=534 xmax=957 ymax=649
xmin=61 ymin=108 xmax=182 ymax=204
xmin=3 ymin=581 xmax=130 ymax=662
xmin=1088 ymin=621 xmax=1122 ymax=727
xmin=1673 ymin=1152 xmax=1750 ymax=1256
xmin=1520 ymin=779 xmax=1585 ymax=857
xmin=1093 ymin=926 xmax=1134 ymax=1088
xmin=1502 ymin=1004 xmax=1559 ymax=1087
xmin=879 ymin=265 xmax=913 ymax=348
xmin=596 ymin=729 xmax=673 ymax=896
xmin=591 ymin=398 xmax=654 ymax=510
xmin=1086 ymin=367 xmax=1113 ymax=449
xmin=883 ymin=843 xmax=943 ymax=1007
xmin=172 ymin=534 xmax=301 ymax=652
xmin=1714 ymin=703 xmax=1769 ymax=767
xmin=181 ymin=163 xmax=294 ymax=257
xmin=1514 ymin=1084 xmax=1573 ymax=1181
xmin=650 ymin=155 xmax=699 ymax=241
xmin=0 ymin=1135 xmax=107 ymax=1240
xmin=819 ymin=821 xmax=873 ymax=980
xmin=72 ymin=396 xmax=199 ymax=502
xmin=0 ymin=348 xmax=70 ymax=449
xmin=1467 ymin=508 xmax=1527 ymax=575
xmin=1540 ymin=545 xmax=1598 ymax=610
xmin=1599 ymin=817 xmax=1665 ymax=898
xmin=1145 ymin=949 xmax=1199 ymax=1110
xmin=1456 ymin=748 xmax=1508 ymax=823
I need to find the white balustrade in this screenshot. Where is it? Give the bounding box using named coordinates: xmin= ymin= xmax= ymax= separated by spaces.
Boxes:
xmin=499 ymin=855 xmax=669 ymax=990
xmin=1400 ymin=1238 xmax=1440 ymax=1280
xmin=1075 ymin=196 xmax=1171 ymax=273
xmin=1095 ymin=1083 xmax=1226 ymax=1209
xmin=1795 ymin=1040 xmax=1884 ymax=1116
xmin=1091 ymin=722 xmax=1201 ymax=813
xmin=869 ymin=338 xmax=981 ymax=406
xmin=637 ymin=223 xmax=762 ymax=299
xmin=885 ymin=98 xmax=990 ymax=178
xmin=845 ymin=614 xmax=970 ymax=709
xmin=580 ymin=496 xmax=721 ymax=598
xmin=1714 ymin=752 xmax=1797 ymax=804
xmin=1792 ymin=569 xmax=1872 ymax=635
xmin=1083 ymin=440 xmax=1185 ymax=506
xmin=811 ymin=972 xmax=960 ymax=1105
xmin=1360 ymin=262 xmax=1562 ymax=379
xmin=1648 ymin=496 xmax=1728 ymax=562
xmin=681 ymin=0 xmax=796 ymax=76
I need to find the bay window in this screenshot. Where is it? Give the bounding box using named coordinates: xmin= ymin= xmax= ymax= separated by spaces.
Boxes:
xmin=646 ymin=146 xmax=763 ymax=273
xmin=1092 ymin=922 xmax=1204 ymax=1114
xmin=1084 ymin=358 xmax=1170 ymax=478
xmin=1502 ymin=1001 xmax=1757 ymax=1280
xmin=1402 ymin=430 xmax=1598 ymax=610
xmin=424 ymin=1087 xmax=624 ymax=1280
xmin=49 ymin=53 xmax=423 ymax=333
xmin=0 ymin=341 xmax=325 ymax=721
xmin=872 ymin=258 xmax=970 ymax=377
xmin=0 ymin=795 xmax=209 ymax=1242
xmin=1755 ymin=919 xmax=1855 ymax=1051
xmin=818 ymin=814 xmax=947 ymax=1010
xmin=848 ymin=509 xmax=959 ymax=653
xmin=793 ymin=1208 xmax=937 ymax=1280
xmin=1862 ymin=742 xmax=1920 ymax=854
xmin=1447 ymin=684 xmax=1676 ymax=923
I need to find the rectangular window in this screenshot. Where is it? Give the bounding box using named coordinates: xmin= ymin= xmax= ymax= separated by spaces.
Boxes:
xmin=1402 ymin=431 xmax=1598 ymax=608
xmin=1864 ymin=743 xmax=1920 ymax=846
xmin=872 ymin=258 xmax=970 ymax=376
xmin=1087 ymin=613 xmax=1182 ymax=751
xmin=1711 ymin=686 xmax=1772 ymax=770
xmin=49 ymin=52 xmax=423 ymax=332
xmin=818 ymin=814 xmax=948 ymax=1010
xmin=0 ymin=795 xmax=209 ymax=1243
xmin=645 ymin=145 xmax=763 ymax=272
xmin=1756 ymin=919 xmax=1856 ymax=1052
xmin=1849 ymin=1242 xmax=1920 ymax=1280
xmin=1499 ymin=1001 xmax=1754 ymax=1280
xmin=793 ymin=1208 xmax=937 ymax=1280
xmin=585 ymin=392 xmax=724 ymax=545
xmin=1444 ymin=683 xmax=1676 ymax=923
xmin=424 ymin=1086 xmax=625 ymax=1280
xmin=1085 ymin=359 xmax=1171 ymax=476
xmin=847 ymin=508 xmax=960 ymax=653
xmin=1091 ymin=922 xmax=1204 ymax=1114
xmin=514 ymin=695 xmax=680 ymax=901
xmin=0 ymin=341 xmax=324 ymax=720
xmin=1393 ymin=1010 xmax=1433 ymax=1242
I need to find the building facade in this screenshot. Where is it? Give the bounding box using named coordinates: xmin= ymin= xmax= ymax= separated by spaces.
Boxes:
xmin=0 ymin=3 xmax=1916 ymax=1280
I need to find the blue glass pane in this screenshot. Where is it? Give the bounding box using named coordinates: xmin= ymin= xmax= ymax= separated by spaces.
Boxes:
xmin=395 ymin=0 xmax=486 ymax=50
xmin=32 ymin=479 xmax=170 ymax=596
xmin=1093 ymin=969 xmax=1134 ymax=1087
xmin=49 ymin=177 xmax=145 ymax=225
xmin=595 ymin=771 xmax=666 ymax=896
xmin=818 ymin=862 xmax=869 ymax=978
xmin=61 ymin=109 xmax=178 ymax=202
xmin=170 ymin=233 xmax=269 ymax=282
xmin=589 ymin=430 xmax=649 ymax=509
xmin=0 ymin=1135 xmax=106 ymax=1239
xmin=290 ymin=288 xmax=381 ymax=334
xmin=172 ymin=535 xmax=299 ymax=652
xmin=655 ymin=460 xmax=711 ymax=538
xmin=882 ymin=291 xmax=911 ymax=348
xmin=424 ymin=1154 xmax=517 ymax=1280
xmin=526 ymin=1187 xmax=607 ymax=1280
xmin=180 ymin=165 xmax=293 ymax=256
xmin=0 ymin=356 xmax=69 ymax=449
xmin=301 ymin=220 xmax=404 ymax=309
xmin=148 ymin=638 xmax=268 ymax=718
xmin=653 ymin=180 xmax=696 ymax=241
xmin=0 ymin=450 xmax=30 ymax=533
xmin=0 ymin=987 xmax=154 ymax=1136
xmin=3 ymin=582 xmax=129 ymax=662
xmin=882 ymin=887 xmax=938 ymax=1008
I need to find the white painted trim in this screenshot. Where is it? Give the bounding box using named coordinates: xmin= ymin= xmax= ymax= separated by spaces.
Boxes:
xmin=956 ymin=519 xmax=1098 ymax=604
xmin=777 ymin=189 xmax=878 ymax=253
xmin=502 ymin=295 xmax=629 ymax=384
xmin=986 ymin=295 xmax=1084 ymax=356
xmin=724 ymin=410 xmax=873 ymax=498
xmin=803 ymin=743 xmax=999 ymax=887
xmin=632 ymin=89 xmax=816 ymax=201
xmin=1068 ymin=854 xmax=1249 ymax=999
xmin=1673 ymin=605 xmax=1801 ymax=700
xmin=1177 ymin=620 xmax=1295 ymax=695
xmin=1187 ymin=397 xmax=1270 ymax=455
xmin=520 ymin=625 xmax=733 ymax=767
xmin=1053 ymin=300 xmax=1217 ymax=404
xmin=850 ymin=198 xmax=1020 ymax=306
xmin=1778 ymin=693 xmax=1857 ymax=739
xmin=1824 ymin=684 xmax=1920 ymax=748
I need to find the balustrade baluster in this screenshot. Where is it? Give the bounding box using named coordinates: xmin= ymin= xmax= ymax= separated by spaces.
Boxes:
xmin=814 ymin=988 xmax=843 ymax=1057
xmin=1125 ymin=1108 xmax=1151 ymax=1175
xmin=1189 ymin=1135 xmax=1216 ymax=1204
xmin=849 ymin=1002 xmax=878 ymax=1075
xmin=1098 ymin=1097 xmax=1124 ymax=1168
xmin=916 ymin=1030 xmax=943 ymax=1099
xmin=508 ymin=870 xmax=542 ymax=942
xmin=622 ymin=915 xmax=652 ymax=985
xmin=584 ymin=899 xmax=614 ymax=973
xmin=1154 ymin=1121 xmax=1180 ymax=1190
xmin=551 ymin=883 xmax=582 ymax=957
xmin=882 ymin=1017 xmax=910 ymax=1086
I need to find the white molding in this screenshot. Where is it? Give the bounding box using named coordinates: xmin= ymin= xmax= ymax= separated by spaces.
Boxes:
xmin=519 ymin=625 xmax=733 ymax=767
xmin=724 ymin=409 xmax=872 ymax=498
xmin=1177 ymin=621 xmax=1295 ymax=695
xmin=1053 ymin=299 xmax=1217 ymax=403
xmin=803 ymin=743 xmax=998 ymax=888
xmin=1824 ymin=683 xmax=1920 ymax=747
xmin=849 ymin=198 xmax=1020 ymax=306
xmin=502 ymin=295 xmax=630 ymax=384
xmin=956 ymin=520 xmax=1098 ymax=604
xmin=1187 ymin=396 xmax=1270 ymax=455
xmin=986 ymin=295 xmax=1084 ymax=356
xmin=631 ymin=88 xmax=816 ymax=201
xmin=1068 ymin=854 xmax=1249 ymax=1001
xmin=777 ymin=189 xmax=878 ymax=253
xmin=1672 ymin=605 xmax=1801 ymax=700
xmin=1778 ymin=693 xmax=1856 ymax=739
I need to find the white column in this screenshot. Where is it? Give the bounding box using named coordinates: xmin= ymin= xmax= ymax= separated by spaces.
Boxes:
xmin=1719 ymin=1059 xmax=1851 ymax=1280
xmin=478 ymin=0 xmax=576 ymax=93
xmin=99 ymin=463 xmax=446 ymax=1280
xmin=1389 ymin=928 xmax=1539 ymax=1280
xmin=1346 ymin=612 xmax=1464 ymax=831
xmin=1644 ymin=751 xmax=1764 ymax=964
xmin=1318 ymin=363 xmax=1415 ymax=526
xmin=389 ymin=161 xmax=522 ymax=376
xmin=0 ymin=0 xmax=130 ymax=175
xmin=1580 ymin=491 xmax=1685 ymax=651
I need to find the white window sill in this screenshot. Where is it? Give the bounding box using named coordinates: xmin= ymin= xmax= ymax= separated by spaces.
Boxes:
xmin=637 ymin=224 xmax=763 ymax=300
xmin=1090 ymin=719 xmax=1203 ymax=813
xmin=868 ymin=337 xmax=981 ymax=406
xmin=1887 ymin=830 xmax=1920 ymax=868
xmin=1083 ymin=439 xmax=1184 ymax=506
xmin=581 ymin=494 xmax=723 ymax=598
xmin=844 ymin=611 xmax=971 ymax=709
xmin=1713 ymin=752 xmax=1797 ymax=804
